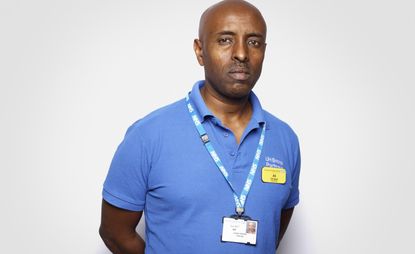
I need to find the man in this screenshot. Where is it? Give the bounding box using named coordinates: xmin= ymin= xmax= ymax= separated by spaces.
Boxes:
xmin=247 ymin=221 xmax=257 ymax=234
xmin=99 ymin=1 xmax=301 ymax=253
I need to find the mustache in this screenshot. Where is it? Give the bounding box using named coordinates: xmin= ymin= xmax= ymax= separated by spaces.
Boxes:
xmin=228 ymin=63 xmax=250 ymax=73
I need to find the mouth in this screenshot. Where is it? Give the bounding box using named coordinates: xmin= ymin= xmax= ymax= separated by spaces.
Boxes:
xmin=228 ymin=68 xmax=250 ymax=81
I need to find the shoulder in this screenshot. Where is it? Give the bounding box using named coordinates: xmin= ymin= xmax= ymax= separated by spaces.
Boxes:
xmin=263 ymin=110 xmax=299 ymax=145
xmin=123 ymin=98 xmax=188 ymax=140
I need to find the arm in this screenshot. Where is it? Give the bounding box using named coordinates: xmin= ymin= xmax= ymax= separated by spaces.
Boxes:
xmin=99 ymin=199 xmax=145 ymax=254
xmin=276 ymin=207 xmax=294 ymax=249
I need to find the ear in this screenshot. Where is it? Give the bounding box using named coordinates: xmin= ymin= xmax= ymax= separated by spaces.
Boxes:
xmin=193 ymin=39 xmax=204 ymax=66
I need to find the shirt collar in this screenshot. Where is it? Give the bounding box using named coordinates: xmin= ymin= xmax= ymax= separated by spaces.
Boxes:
xmin=188 ymin=80 xmax=266 ymax=125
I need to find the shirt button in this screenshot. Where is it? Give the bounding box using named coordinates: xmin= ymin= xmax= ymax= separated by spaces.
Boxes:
xmin=224 ymin=132 xmax=229 ymax=137
xmin=230 ymin=152 xmax=236 ymax=156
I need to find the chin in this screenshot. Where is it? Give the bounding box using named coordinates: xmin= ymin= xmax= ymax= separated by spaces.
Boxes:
xmin=227 ymin=85 xmax=253 ymax=99
xmin=229 ymin=81 xmax=254 ymax=94
xmin=205 ymin=77 xmax=255 ymax=100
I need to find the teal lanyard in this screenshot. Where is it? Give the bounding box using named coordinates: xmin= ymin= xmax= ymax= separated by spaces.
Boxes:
xmin=186 ymin=94 xmax=266 ymax=215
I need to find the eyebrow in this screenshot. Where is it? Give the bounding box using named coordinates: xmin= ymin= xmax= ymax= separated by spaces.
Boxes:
xmin=216 ymin=31 xmax=264 ymax=38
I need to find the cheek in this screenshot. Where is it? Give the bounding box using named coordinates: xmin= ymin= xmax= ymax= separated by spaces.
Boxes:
xmin=206 ymin=54 xmax=228 ymax=75
xmin=205 ymin=46 xmax=231 ymax=67
xmin=250 ymin=51 xmax=265 ymax=67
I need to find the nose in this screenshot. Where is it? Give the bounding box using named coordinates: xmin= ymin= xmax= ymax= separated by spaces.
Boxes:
xmin=232 ymin=39 xmax=248 ymax=63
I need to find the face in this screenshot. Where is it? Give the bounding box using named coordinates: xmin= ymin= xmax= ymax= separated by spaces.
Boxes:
xmin=194 ymin=5 xmax=266 ymax=101
xmin=247 ymin=222 xmax=256 ymax=233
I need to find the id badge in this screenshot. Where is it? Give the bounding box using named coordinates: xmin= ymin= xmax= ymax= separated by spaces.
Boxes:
xmin=221 ymin=216 xmax=258 ymax=245
xmin=262 ymin=167 xmax=286 ymax=184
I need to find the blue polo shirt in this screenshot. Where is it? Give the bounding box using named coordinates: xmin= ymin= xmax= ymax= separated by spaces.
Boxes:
xmin=103 ymin=81 xmax=301 ymax=254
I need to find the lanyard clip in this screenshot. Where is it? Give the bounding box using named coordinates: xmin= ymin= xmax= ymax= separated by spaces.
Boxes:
xmin=236 ymin=207 xmax=244 ymax=216
xmin=201 ymin=134 xmax=210 ymax=144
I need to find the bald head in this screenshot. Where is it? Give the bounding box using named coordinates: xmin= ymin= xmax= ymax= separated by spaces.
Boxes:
xmin=198 ymin=0 xmax=267 ymax=41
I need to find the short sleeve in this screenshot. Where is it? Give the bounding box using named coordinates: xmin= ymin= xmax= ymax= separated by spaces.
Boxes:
xmin=283 ymin=140 xmax=301 ymax=209
xmin=102 ymin=124 xmax=150 ymax=211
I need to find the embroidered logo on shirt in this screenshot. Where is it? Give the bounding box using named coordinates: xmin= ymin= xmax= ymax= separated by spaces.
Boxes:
xmin=264 ymin=156 xmax=284 ymax=168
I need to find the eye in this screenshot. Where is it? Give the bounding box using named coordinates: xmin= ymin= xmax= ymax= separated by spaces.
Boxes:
xmin=248 ymin=39 xmax=261 ymax=47
xmin=217 ymin=37 xmax=233 ymax=45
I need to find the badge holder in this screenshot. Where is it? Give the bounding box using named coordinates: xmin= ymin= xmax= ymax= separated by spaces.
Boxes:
xmin=221 ymin=209 xmax=258 ymax=246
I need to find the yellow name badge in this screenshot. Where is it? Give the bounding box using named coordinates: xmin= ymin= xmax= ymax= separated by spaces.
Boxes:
xmin=262 ymin=167 xmax=286 ymax=184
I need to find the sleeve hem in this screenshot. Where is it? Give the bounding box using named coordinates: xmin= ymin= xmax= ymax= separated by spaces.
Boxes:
xmin=102 ymin=189 xmax=144 ymax=212
xmin=283 ymin=197 xmax=299 ymax=209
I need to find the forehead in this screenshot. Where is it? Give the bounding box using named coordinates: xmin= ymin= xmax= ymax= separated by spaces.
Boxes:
xmin=201 ymin=6 xmax=266 ymax=39
xmin=213 ymin=13 xmax=264 ymax=33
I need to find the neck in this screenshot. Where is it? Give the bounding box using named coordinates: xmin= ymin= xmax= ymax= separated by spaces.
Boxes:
xmin=200 ymin=85 xmax=252 ymax=127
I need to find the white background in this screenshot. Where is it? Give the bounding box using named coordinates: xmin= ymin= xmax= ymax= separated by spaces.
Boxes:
xmin=1 ymin=0 xmax=414 ymax=253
